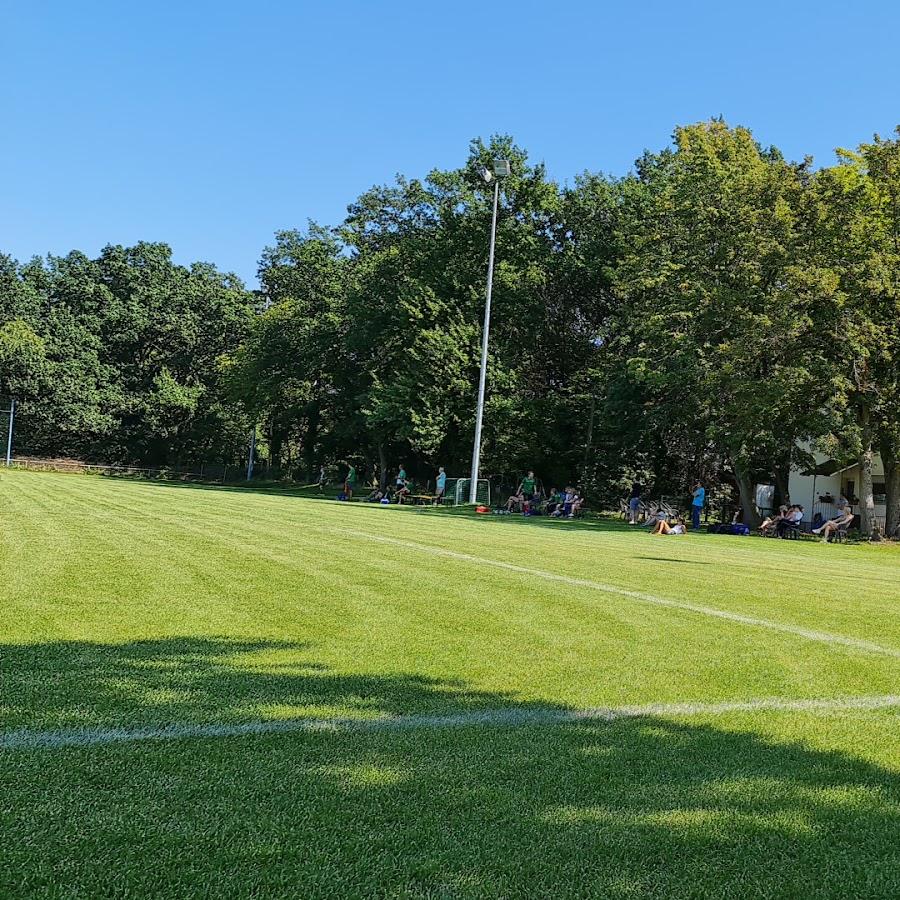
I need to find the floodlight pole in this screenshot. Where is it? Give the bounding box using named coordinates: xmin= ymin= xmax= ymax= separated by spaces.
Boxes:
xmin=5 ymin=398 xmax=14 ymax=467
xmin=469 ymin=174 xmax=502 ymax=504
xmin=246 ymin=424 xmax=256 ymax=481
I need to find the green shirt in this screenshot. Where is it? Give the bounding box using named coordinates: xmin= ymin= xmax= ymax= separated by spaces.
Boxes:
xmin=522 ymin=476 xmax=536 ymax=494
xmin=346 ymin=466 xmax=356 ymax=485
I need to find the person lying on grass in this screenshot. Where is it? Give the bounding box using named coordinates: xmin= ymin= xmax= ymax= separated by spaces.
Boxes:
xmin=812 ymin=507 xmax=854 ymax=542
xmin=652 ymin=516 xmax=687 ymax=535
xmin=759 ymin=505 xmax=788 ymax=536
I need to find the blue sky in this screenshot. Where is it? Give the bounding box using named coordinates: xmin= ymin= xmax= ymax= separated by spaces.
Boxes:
xmin=2 ymin=0 xmax=898 ymax=286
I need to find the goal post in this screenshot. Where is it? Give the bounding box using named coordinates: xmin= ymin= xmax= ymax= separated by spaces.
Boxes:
xmin=0 ymin=396 xmax=14 ymax=466
xmin=444 ymin=477 xmax=490 ymax=507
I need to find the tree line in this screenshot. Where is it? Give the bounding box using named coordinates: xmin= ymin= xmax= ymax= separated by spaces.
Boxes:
xmin=1 ymin=121 xmax=898 ymax=534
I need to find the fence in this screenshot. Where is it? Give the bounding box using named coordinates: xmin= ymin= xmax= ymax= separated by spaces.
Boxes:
xmin=7 ymin=457 xmax=242 ymax=482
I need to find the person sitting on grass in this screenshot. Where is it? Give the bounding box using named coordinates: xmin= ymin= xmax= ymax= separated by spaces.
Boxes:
xmin=776 ymin=504 xmax=804 ymax=538
xmin=759 ymin=505 xmax=788 ymax=536
xmin=812 ymin=507 xmax=854 ymax=542
xmin=652 ymin=515 xmax=687 ymax=535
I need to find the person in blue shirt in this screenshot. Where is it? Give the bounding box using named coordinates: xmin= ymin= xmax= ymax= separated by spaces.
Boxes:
xmin=434 ymin=467 xmax=447 ymax=504
xmin=691 ymin=482 xmax=706 ymax=529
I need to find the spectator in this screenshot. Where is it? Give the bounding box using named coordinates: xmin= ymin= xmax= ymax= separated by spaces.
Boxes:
xmin=343 ymin=463 xmax=357 ymax=500
xmin=434 ymin=467 xmax=447 ymax=504
xmin=518 ymin=471 xmax=537 ymax=506
xmin=395 ymin=477 xmax=411 ymax=505
xmin=812 ymin=507 xmax=854 ymax=542
xmin=628 ymin=482 xmax=642 ymax=525
xmin=652 ymin=516 xmax=687 ymax=536
xmin=544 ymin=487 xmax=562 ymax=517
xmin=759 ymin=505 xmax=789 ymax=536
xmin=644 ymin=505 xmax=668 ymax=531
xmin=395 ymin=465 xmax=407 ymax=490
xmin=505 ymin=487 xmax=526 ymax=513
xmin=776 ymin=504 xmax=804 ymax=538
xmin=317 ymin=465 xmax=327 ymax=493
xmin=691 ymin=482 xmax=705 ymax=529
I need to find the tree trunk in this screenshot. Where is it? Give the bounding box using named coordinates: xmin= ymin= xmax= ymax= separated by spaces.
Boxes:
xmin=378 ymin=440 xmax=388 ymax=490
xmin=304 ymin=401 xmax=320 ymax=483
xmin=734 ymin=463 xmax=761 ymax=528
xmin=773 ymin=457 xmax=791 ymax=507
xmin=881 ymin=434 xmax=900 ymax=539
xmin=858 ymin=406 xmax=876 ymax=538
xmin=269 ymin=423 xmax=284 ymax=473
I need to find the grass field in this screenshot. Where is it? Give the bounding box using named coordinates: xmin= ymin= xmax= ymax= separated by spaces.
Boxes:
xmin=2 ymin=469 xmax=899 ymax=898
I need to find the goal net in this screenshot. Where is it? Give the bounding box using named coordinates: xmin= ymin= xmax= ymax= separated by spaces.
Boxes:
xmin=444 ymin=477 xmax=490 ymax=507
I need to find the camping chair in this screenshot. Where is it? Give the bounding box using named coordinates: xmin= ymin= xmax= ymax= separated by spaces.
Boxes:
xmin=831 ymin=522 xmax=850 ymax=543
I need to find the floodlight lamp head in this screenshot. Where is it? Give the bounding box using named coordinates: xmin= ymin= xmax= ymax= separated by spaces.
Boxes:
xmin=492 ymin=159 xmax=511 ymax=177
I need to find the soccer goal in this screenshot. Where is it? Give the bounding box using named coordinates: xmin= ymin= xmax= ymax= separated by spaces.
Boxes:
xmin=444 ymin=477 xmax=490 ymax=506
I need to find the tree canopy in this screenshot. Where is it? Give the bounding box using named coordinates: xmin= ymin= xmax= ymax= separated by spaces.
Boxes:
xmin=2 ymin=123 xmax=899 ymax=535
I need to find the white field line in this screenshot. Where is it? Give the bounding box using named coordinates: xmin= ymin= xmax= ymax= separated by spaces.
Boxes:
xmin=3 ymin=694 xmax=899 ymax=752
xmin=334 ymin=528 xmax=900 ymax=659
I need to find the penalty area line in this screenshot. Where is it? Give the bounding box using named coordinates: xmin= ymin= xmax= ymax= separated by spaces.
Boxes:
xmin=3 ymin=695 xmax=899 ymax=751
xmin=334 ymin=527 xmax=900 ymax=660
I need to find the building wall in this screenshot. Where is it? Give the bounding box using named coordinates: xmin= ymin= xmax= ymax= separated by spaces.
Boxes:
xmin=788 ymin=452 xmax=886 ymax=525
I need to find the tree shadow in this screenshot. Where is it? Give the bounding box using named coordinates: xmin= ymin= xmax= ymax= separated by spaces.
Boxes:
xmin=2 ymin=636 xmax=899 ymax=897
xmin=1 ymin=637 xmax=542 ymax=730
xmin=631 ymin=556 xmax=711 ymax=565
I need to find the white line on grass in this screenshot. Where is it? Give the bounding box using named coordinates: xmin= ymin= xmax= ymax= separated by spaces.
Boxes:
xmin=335 ymin=528 xmax=900 ymax=659
xmin=3 ymin=695 xmax=899 ymax=751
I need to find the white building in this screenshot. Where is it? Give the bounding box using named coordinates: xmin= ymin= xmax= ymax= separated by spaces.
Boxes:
xmin=786 ymin=451 xmax=886 ymax=528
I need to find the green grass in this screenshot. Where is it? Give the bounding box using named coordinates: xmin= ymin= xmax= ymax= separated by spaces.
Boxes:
xmin=1 ymin=469 xmax=899 ymax=898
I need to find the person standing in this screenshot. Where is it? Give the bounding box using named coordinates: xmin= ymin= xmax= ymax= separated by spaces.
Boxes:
xmin=628 ymin=482 xmax=642 ymax=524
xmin=344 ymin=463 xmax=357 ymax=500
xmin=434 ymin=466 xmax=447 ymax=504
xmin=317 ymin=465 xmax=327 ymax=493
xmin=691 ymin=481 xmax=705 ymax=530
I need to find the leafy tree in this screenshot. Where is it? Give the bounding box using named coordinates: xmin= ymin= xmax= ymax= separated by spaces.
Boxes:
xmin=809 ymin=131 xmax=900 ymax=536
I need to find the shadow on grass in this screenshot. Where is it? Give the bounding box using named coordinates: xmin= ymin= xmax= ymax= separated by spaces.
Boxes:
xmin=631 ymin=556 xmax=711 ymax=565
xmin=2 ymin=637 xmax=899 ymax=897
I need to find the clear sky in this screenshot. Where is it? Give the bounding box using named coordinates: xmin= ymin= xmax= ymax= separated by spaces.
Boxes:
xmin=3 ymin=0 xmax=898 ymax=286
